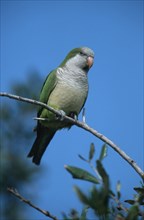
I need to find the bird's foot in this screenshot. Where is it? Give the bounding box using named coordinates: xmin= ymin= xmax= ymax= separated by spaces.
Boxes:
xmin=68 ymin=112 xmax=78 ymax=120
xmin=56 ymin=110 xmax=66 ymax=121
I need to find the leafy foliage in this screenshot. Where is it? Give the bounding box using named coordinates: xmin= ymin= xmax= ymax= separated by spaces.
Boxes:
xmin=65 ymin=165 xmax=99 ymax=184
xmin=65 ymin=144 xmax=144 ymax=220
xmin=88 ymin=143 xmax=95 ymax=161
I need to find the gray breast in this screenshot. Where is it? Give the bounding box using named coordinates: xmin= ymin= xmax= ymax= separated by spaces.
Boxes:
xmin=48 ymin=67 xmax=88 ymax=114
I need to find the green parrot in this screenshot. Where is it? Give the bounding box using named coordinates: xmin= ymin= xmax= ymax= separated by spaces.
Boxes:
xmin=28 ymin=47 xmax=94 ymax=165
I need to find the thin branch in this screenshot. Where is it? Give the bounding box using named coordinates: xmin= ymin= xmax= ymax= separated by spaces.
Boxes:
xmin=0 ymin=92 xmax=144 ymax=180
xmin=7 ymin=187 xmax=58 ymax=220
xmin=110 ymin=194 xmax=143 ymax=217
xmin=110 ymin=194 xmax=128 ymax=213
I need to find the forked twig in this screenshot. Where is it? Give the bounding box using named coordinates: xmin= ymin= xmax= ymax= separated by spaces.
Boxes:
xmin=7 ymin=188 xmax=58 ymax=220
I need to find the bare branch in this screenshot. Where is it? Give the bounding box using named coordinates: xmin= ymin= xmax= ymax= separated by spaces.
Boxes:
xmin=0 ymin=92 xmax=144 ymax=180
xmin=7 ymin=188 xmax=58 ymax=220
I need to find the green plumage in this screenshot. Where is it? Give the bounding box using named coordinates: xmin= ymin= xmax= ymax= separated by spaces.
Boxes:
xmin=28 ymin=47 xmax=94 ymax=165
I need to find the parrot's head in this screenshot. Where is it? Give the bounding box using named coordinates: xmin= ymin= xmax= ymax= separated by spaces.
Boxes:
xmin=60 ymin=47 xmax=94 ymax=72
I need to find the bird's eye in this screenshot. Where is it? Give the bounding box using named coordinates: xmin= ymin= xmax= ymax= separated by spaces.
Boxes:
xmin=79 ymin=51 xmax=85 ymax=56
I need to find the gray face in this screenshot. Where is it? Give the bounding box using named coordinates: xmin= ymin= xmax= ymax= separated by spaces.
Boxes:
xmin=81 ymin=47 xmax=95 ymax=58
xmin=65 ymin=47 xmax=94 ymax=71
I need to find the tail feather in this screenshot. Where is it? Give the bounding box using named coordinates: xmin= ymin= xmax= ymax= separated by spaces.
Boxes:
xmin=28 ymin=125 xmax=56 ymax=165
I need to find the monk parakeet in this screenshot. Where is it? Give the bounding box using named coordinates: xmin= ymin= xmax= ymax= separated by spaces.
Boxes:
xmin=28 ymin=47 xmax=94 ymax=165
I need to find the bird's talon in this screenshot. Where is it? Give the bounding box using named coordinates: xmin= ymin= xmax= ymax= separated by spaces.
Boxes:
xmin=69 ymin=112 xmax=78 ymax=120
xmin=56 ymin=110 xmax=66 ymax=121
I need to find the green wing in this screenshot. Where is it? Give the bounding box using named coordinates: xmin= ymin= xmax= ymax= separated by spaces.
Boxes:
xmin=38 ymin=69 xmax=57 ymax=117
xmin=79 ymin=90 xmax=88 ymax=115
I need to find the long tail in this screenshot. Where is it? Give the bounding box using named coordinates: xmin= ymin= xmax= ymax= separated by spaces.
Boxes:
xmin=28 ymin=125 xmax=56 ymax=165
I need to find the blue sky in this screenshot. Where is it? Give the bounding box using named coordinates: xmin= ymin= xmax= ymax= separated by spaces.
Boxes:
xmin=1 ymin=0 xmax=143 ymax=219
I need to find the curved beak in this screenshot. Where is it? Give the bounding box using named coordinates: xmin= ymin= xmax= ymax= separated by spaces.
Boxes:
xmin=87 ymin=56 xmax=94 ymax=69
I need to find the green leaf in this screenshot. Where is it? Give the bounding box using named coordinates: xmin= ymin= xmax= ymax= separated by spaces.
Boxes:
xmin=74 ymin=186 xmax=89 ymax=204
xmin=116 ymin=181 xmax=121 ymax=200
xmin=134 ymin=187 xmax=144 ymax=194
xmin=65 ymin=165 xmax=99 ymax=184
xmin=126 ymin=205 xmax=139 ymax=220
xmin=134 ymin=187 xmax=144 ymax=205
xmin=88 ymin=143 xmax=95 ymax=161
xmin=96 ymin=160 xmax=109 ymax=187
xmin=117 ymin=191 xmax=121 ymax=201
xmin=89 ymin=186 xmax=109 ymax=216
xmin=75 ymin=185 xmax=109 ymax=217
xmin=125 ymin=200 xmax=135 ymax=205
xmin=80 ymin=206 xmax=89 ymax=220
xmin=109 ymin=190 xmax=115 ymax=197
xmin=99 ymin=144 xmax=107 ymax=161
xmin=78 ymin=154 xmax=87 ymax=162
